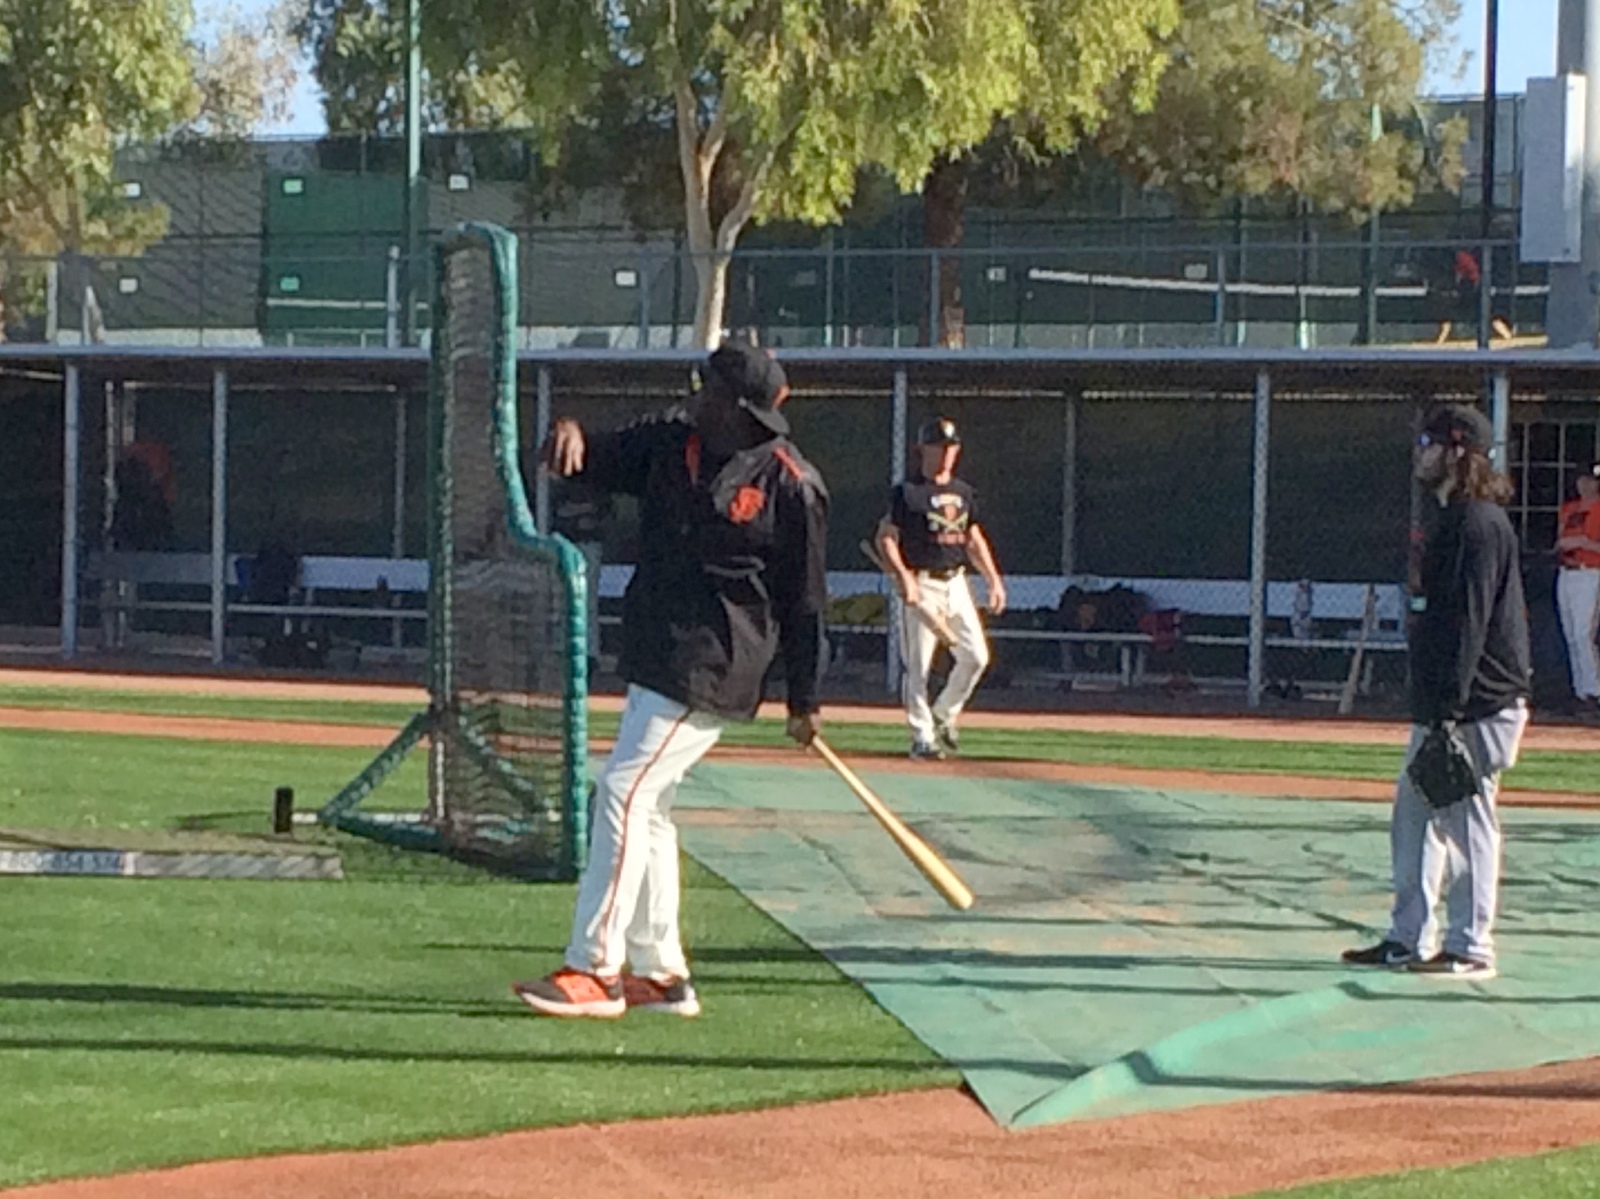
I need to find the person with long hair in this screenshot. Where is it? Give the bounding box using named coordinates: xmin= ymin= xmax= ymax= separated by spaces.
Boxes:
xmin=1342 ymin=404 xmax=1531 ymax=981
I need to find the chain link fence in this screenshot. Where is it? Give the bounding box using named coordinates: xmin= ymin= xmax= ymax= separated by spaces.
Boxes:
xmin=6 ymin=236 xmax=1538 ymax=355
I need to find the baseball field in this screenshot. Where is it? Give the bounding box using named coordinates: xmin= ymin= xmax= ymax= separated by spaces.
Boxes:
xmin=3 ymin=667 xmax=1600 ymax=1199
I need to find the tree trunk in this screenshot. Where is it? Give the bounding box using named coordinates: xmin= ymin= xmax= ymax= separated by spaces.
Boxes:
xmin=691 ymin=249 xmax=731 ymax=350
xmin=921 ymin=154 xmax=968 ymax=348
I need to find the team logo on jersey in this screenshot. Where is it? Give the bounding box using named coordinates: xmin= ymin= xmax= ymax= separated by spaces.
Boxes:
xmin=926 ymin=493 xmax=969 ymax=540
xmin=728 ymin=485 xmax=766 ymax=524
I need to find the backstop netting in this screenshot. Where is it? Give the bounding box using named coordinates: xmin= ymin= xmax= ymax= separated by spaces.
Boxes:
xmin=318 ymin=223 xmax=590 ymax=879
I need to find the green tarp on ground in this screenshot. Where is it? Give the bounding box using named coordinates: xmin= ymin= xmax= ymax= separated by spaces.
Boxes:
xmin=676 ymin=763 xmax=1600 ymax=1128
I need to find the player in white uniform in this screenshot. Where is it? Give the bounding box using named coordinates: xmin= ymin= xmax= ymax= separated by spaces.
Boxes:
xmin=1555 ymin=463 xmax=1600 ymax=716
xmin=875 ymin=418 xmax=1006 ymax=760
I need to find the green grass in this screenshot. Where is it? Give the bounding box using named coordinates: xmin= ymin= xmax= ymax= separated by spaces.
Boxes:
xmin=1248 ymin=1145 xmax=1600 ymax=1198
xmin=0 ymin=683 xmax=418 ymax=727
xmin=0 ymin=727 xmax=403 ymax=833
xmin=0 ymin=729 xmax=954 ymax=1188
xmin=3 ymin=681 xmax=1596 ymax=794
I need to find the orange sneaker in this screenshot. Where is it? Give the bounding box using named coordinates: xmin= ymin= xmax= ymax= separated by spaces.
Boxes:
xmin=512 ymin=968 xmax=625 ymax=1018
xmin=622 ymin=974 xmax=701 ymax=1017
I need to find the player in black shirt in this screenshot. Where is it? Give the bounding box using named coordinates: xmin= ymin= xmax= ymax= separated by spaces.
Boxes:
xmin=514 ymin=342 xmax=829 ymax=1018
xmin=876 ymin=417 xmax=1007 ymax=759
xmin=1342 ymin=403 xmax=1530 ymax=981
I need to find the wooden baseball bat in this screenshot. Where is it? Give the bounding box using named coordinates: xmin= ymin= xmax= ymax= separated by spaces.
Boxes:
xmin=1338 ymin=584 xmax=1378 ymax=716
xmin=857 ymin=538 xmax=959 ymax=648
xmin=810 ymin=735 xmax=975 ymax=910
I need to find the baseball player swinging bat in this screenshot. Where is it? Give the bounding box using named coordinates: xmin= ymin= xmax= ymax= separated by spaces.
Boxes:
xmin=858 ymin=538 xmax=959 ymax=648
xmin=810 ymin=735 xmax=975 ymax=910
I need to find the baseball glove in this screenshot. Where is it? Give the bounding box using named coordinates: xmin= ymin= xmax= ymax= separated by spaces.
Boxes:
xmin=1407 ymin=723 xmax=1478 ymax=809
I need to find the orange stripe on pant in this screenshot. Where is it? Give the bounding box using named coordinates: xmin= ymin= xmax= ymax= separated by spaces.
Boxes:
xmin=590 ymin=710 xmax=690 ymax=972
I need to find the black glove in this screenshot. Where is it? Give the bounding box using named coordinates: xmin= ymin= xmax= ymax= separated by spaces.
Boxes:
xmin=1407 ymin=723 xmax=1478 ymax=809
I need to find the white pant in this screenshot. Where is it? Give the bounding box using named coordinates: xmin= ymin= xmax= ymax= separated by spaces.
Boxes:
xmin=564 ymin=686 xmax=723 ymax=980
xmin=901 ymin=571 xmax=990 ymax=743
xmin=1556 ymin=567 xmax=1600 ymax=700
xmin=1387 ymin=703 xmax=1528 ymax=965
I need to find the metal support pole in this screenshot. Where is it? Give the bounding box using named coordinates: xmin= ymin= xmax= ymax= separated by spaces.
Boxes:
xmin=391 ymin=389 xmax=407 ymax=648
xmin=385 ymin=246 xmax=401 ymax=348
xmin=535 ymin=365 xmax=553 ymax=534
xmin=210 ymin=368 xmax=229 ymax=665
xmin=886 ymin=368 xmax=908 ymax=693
xmin=1213 ymin=248 xmax=1227 ymax=346
xmin=1479 ymin=0 xmax=1500 ymax=349
xmin=1363 ymin=104 xmax=1383 ymax=345
xmin=823 ymin=230 xmax=836 ymax=347
xmin=401 ymin=0 xmax=423 ymax=346
xmin=1247 ymin=368 xmax=1271 ymax=709
xmin=638 ymin=253 xmax=651 ymax=349
xmin=927 ymin=249 xmax=941 ymax=346
xmin=1489 ymin=368 xmax=1512 ymax=473
xmin=1060 ymin=394 xmax=1079 ymax=575
xmin=60 ymin=366 xmax=80 ymax=659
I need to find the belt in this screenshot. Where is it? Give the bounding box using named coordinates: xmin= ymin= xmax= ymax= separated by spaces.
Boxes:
xmin=916 ymin=566 xmax=964 ymax=581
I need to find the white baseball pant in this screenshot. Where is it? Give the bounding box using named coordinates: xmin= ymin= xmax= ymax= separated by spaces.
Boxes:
xmin=1556 ymin=567 xmax=1600 ymax=700
xmin=564 ymin=685 xmax=723 ymax=980
xmin=901 ymin=570 xmax=989 ymax=743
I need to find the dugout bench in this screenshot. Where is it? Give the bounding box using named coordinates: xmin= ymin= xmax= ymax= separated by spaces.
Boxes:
xmin=80 ymin=553 xmax=1406 ymax=702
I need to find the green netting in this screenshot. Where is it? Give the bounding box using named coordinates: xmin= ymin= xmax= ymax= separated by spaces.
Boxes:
xmin=320 ymin=223 xmax=589 ymax=878
xmin=676 ymin=763 xmax=1600 ymax=1128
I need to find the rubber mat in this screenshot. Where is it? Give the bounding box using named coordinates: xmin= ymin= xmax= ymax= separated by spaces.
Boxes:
xmin=676 ymin=762 xmax=1600 ymax=1127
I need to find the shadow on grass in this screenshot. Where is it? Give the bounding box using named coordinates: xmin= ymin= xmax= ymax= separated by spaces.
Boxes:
xmin=0 ymin=1033 xmax=953 ymax=1074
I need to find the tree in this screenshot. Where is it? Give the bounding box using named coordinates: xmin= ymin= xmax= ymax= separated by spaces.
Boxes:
xmin=299 ymin=0 xmax=1178 ymax=347
xmin=1094 ymin=0 xmax=1465 ymax=216
xmin=186 ymin=1 xmax=302 ymax=139
xmin=0 ymin=0 xmax=197 ymax=337
xmin=0 ymin=0 xmax=299 ymax=339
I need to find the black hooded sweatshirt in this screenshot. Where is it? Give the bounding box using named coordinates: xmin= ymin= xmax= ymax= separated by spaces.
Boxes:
xmin=1409 ymin=498 xmax=1532 ymax=725
xmin=575 ymin=410 xmax=829 ymax=721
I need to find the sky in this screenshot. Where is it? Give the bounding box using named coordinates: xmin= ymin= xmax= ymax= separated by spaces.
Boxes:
xmin=259 ymin=0 xmax=1561 ymax=138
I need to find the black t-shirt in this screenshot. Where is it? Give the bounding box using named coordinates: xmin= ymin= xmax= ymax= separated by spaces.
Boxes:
xmin=889 ymin=476 xmax=978 ymax=572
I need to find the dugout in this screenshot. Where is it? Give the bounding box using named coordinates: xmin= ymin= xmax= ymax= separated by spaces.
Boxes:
xmin=2 ymin=346 xmax=1596 ymax=709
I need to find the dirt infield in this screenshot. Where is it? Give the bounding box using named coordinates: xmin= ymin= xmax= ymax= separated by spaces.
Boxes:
xmin=7 ymin=667 xmax=1600 ymax=752
xmin=6 ymin=670 xmax=1600 ymax=1198
xmin=3 ymin=703 xmax=1594 ymax=810
xmin=12 ymin=1061 xmax=1600 ymax=1199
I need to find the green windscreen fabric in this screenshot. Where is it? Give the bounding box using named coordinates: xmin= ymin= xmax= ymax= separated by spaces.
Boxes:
xmin=676 ymin=764 xmax=1600 ymax=1128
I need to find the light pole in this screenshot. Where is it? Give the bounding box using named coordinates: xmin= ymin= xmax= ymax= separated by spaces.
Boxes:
xmin=402 ymin=0 xmax=423 ymax=346
xmin=1478 ymin=0 xmax=1499 ymax=348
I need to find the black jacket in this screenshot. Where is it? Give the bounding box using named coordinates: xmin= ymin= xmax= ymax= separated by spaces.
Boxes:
xmin=1409 ymin=498 xmax=1531 ymax=724
xmin=577 ymin=410 xmax=830 ymax=720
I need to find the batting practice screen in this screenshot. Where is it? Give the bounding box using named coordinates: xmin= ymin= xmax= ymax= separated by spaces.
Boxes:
xmin=320 ymin=222 xmax=590 ymax=878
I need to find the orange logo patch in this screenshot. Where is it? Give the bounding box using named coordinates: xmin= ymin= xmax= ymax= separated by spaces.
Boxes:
xmin=728 ymin=485 xmax=766 ymax=524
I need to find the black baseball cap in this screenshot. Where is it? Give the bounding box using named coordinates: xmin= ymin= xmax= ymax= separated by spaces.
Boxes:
xmin=918 ymin=417 xmax=961 ymax=446
xmin=706 ymin=341 xmax=790 ymax=436
xmin=1419 ymin=403 xmax=1492 ymax=451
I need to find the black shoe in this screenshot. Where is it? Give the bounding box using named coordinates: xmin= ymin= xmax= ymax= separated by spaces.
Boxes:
xmin=1409 ymin=952 xmax=1496 ymax=980
xmin=909 ymin=740 xmax=945 ymax=761
xmin=1341 ymin=939 xmax=1415 ymax=969
xmin=933 ymin=718 xmax=959 ymax=756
